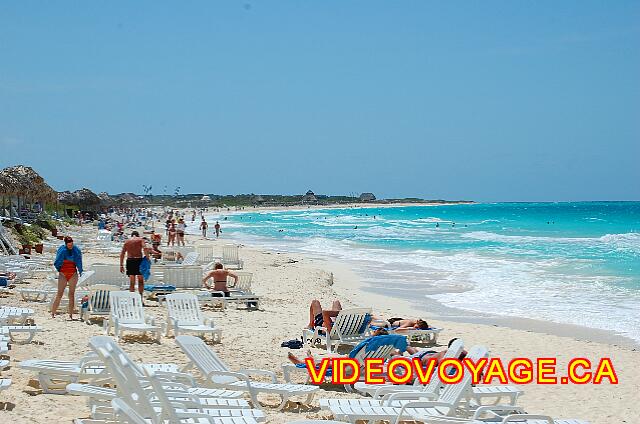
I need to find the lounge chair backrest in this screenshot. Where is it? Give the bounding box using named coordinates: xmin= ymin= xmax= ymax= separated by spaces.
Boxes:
xmin=182 ymin=252 xmax=198 ymax=266
xmin=91 ymin=339 xmax=157 ymax=421
xmin=222 ymin=245 xmax=239 ymax=262
xmin=175 ymin=335 xmax=231 ymax=379
xmin=330 ymin=308 xmax=372 ymax=339
xmin=161 ymin=265 xmax=202 ymax=289
xmin=90 ymin=264 xmax=125 ymax=286
xmin=437 ymin=345 xmax=487 ymax=406
xmin=423 ymin=338 xmax=464 ymax=392
xmin=166 ymin=293 xmax=203 ymax=325
xmin=110 ymin=292 xmax=145 ymax=324
xmin=352 ymin=341 xmax=397 ymax=363
xmin=88 ymin=285 xmax=118 ymax=314
xmin=230 ymin=272 xmax=253 ymax=291
xmin=196 ymin=245 xmax=216 ymax=262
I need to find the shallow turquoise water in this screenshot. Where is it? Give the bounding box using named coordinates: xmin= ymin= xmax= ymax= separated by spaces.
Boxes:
xmin=202 ymin=202 xmax=640 ymax=342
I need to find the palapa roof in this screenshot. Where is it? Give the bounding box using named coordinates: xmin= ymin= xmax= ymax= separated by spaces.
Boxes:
xmin=0 ymin=165 xmax=57 ymax=202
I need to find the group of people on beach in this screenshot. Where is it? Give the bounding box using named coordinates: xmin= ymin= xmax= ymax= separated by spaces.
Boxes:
xmin=50 ymin=208 xmax=231 ymax=318
xmin=285 ymin=298 xmax=463 ymax=372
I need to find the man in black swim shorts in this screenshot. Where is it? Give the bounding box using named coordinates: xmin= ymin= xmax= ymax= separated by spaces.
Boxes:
xmin=120 ymin=231 xmax=147 ymax=297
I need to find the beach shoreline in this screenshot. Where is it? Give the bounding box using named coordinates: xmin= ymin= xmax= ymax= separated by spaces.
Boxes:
xmin=1 ymin=221 xmax=637 ymax=423
xmin=221 ymin=229 xmax=640 ymax=350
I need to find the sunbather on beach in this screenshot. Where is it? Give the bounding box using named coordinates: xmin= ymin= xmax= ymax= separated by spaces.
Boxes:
xmin=371 ymin=316 xmax=431 ymax=331
xmin=307 ymin=299 xmax=344 ymax=332
xmin=202 ymin=263 xmax=238 ymax=297
xmin=400 ymin=338 xmax=467 ymax=366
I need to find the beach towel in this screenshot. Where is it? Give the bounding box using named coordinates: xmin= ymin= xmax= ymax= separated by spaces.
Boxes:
xmin=140 ymin=257 xmax=151 ymax=281
xmin=144 ymin=284 xmax=176 ymax=292
xmin=351 ymin=334 xmax=408 ymax=356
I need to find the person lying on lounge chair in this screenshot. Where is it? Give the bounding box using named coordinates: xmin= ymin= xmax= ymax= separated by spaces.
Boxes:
xmin=398 ymin=338 xmax=467 ymax=367
xmin=371 ymin=316 xmax=431 ymax=331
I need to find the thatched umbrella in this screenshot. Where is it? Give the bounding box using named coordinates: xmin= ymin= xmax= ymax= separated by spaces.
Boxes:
xmin=0 ymin=172 xmax=18 ymax=216
xmin=57 ymin=190 xmax=77 ymax=205
xmin=0 ymin=165 xmax=56 ymax=216
xmin=98 ymin=192 xmax=114 ymax=207
xmin=73 ymin=188 xmax=101 ymax=211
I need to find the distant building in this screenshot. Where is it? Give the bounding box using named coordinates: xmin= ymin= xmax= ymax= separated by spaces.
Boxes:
xmin=359 ymin=192 xmax=376 ymax=202
xmin=201 ymin=195 xmax=211 ymax=201
xmin=302 ymin=190 xmax=318 ymax=203
xmin=252 ymin=195 xmax=265 ymax=204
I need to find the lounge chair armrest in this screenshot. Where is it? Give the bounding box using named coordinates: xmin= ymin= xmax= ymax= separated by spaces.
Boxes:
xmin=206 ymin=370 xmax=251 ymax=385
xmin=373 ymin=385 xmax=418 ymax=399
xmin=472 ymin=405 xmax=525 ymax=420
xmin=238 ymin=368 xmax=278 ymax=383
xmin=396 ymin=401 xmax=455 ymax=421
xmin=153 ymin=371 xmax=197 ymax=387
xmin=383 ymin=390 xmax=437 ymax=405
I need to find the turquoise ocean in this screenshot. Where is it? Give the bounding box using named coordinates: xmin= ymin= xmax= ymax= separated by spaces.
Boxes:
xmin=198 ymin=202 xmax=640 ymax=343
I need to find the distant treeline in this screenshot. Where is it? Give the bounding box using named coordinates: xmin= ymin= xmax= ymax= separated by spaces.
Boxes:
xmin=136 ymin=194 xmax=473 ymax=208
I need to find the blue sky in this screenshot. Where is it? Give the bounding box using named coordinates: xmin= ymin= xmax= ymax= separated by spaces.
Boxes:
xmin=1 ymin=1 xmax=638 ymax=201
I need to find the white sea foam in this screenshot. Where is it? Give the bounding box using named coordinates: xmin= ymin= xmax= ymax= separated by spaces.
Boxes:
xmin=220 ymin=207 xmax=640 ymax=343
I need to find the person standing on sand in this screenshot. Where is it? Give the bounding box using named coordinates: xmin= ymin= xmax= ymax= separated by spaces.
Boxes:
xmin=200 ymin=218 xmax=208 ymax=238
xmin=51 ymin=236 xmax=83 ymax=319
xmin=176 ymin=218 xmax=187 ymax=246
xmin=214 ymin=221 xmax=221 ymax=238
xmin=167 ymin=219 xmax=176 ymax=246
xmin=120 ymin=231 xmax=147 ymax=297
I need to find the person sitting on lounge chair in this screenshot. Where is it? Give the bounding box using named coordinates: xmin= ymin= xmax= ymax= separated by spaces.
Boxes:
xmin=307 ymin=299 xmax=345 ymax=333
xmin=202 ymin=263 xmax=238 ymax=297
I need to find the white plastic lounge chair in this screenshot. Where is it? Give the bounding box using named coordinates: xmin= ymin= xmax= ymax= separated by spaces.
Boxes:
xmin=283 ymin=334 xmax=407 ymax=390
xmin=81 ymin=285 xmax=119 ymax=328
xmin=196 ymin=245 xmax=219 ymax=264
xmin=89 ymin=264 xmax=126 ymax=287
xmin=1 ymin=324 xmax=42 ymax=344
xmin=68 ymin=337 xmax=249 ymax=411
xmin=176 ymin=335 xmax=318 ymax=410
xmin=351 ymin=338 xmax=465 ymax=398
xmin=165 ymin=293 xmax=222 ymax=342
xmin=93 ymin=338 xmax=264 ymax=423
xmin=109 ymin=291 xmax=161 ymax=342
xmin=416 ymin=414 xmax=590 ymax=424
xmin=221 ymin=245 xmax=244 ymax=269
xmin=322 ymin=346 xmax=525 ymax=424
xmin=111 ymin=397 xmax=260 ymax=424
xmin=0 ymin=306 xmax=35 ymax=325
xmin=20 ymin=353 xmax=110 ymax=394
xmin=18 ymin=282 xmax=58 ymax=302
xmin=224 ymin=272 xmax=261 ymax=309
xmin=302 ymin=307 xmax=372 ymax=352
xmin=0 ymin=379 xmax=11 ymax=392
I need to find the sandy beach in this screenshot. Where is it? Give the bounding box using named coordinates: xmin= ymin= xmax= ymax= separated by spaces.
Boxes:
xmin=1 ymin=228 xmax=638 ymax=424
